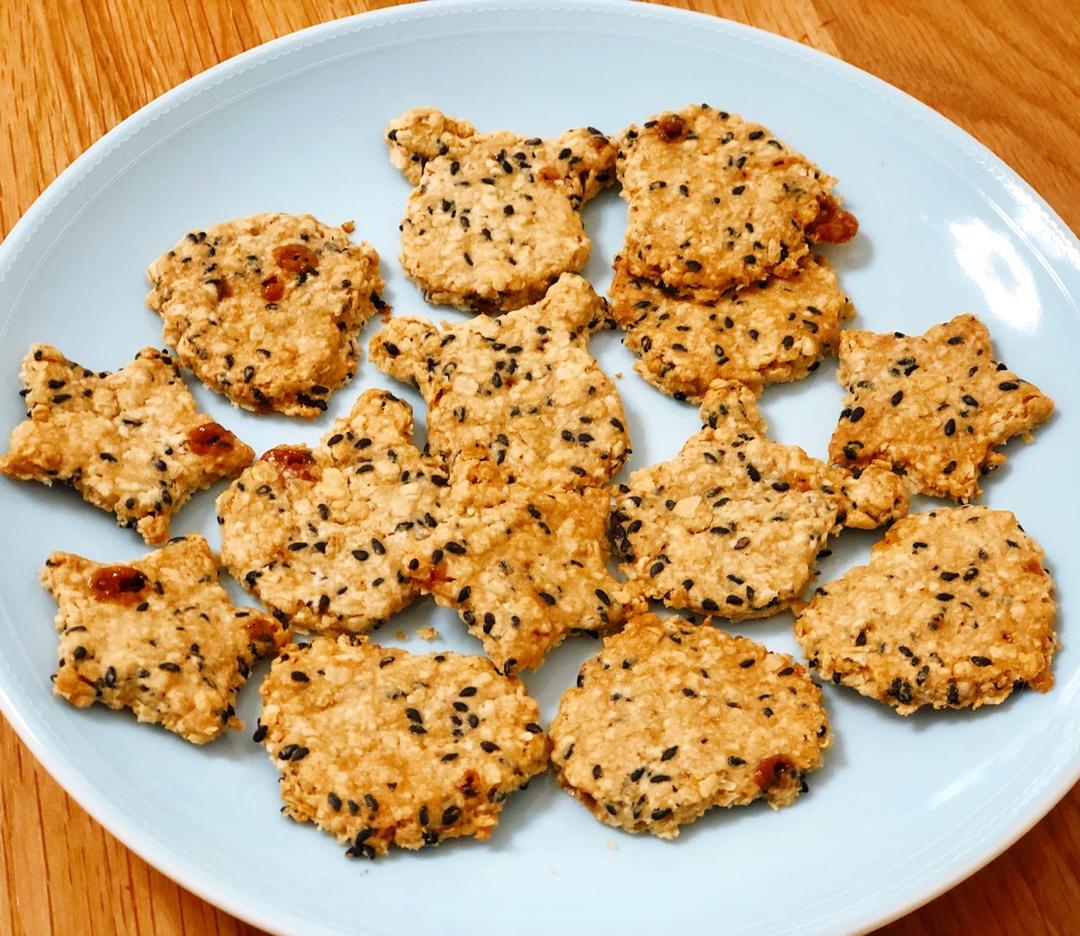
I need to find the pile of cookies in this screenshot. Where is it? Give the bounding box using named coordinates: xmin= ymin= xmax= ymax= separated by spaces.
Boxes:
xmin=0 ymin=104 xmax=1058 ymax=857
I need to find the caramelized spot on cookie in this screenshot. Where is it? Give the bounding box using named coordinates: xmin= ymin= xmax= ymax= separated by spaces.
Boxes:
xmin=260 ymin=446 xmax=317 ymax=481
xmin=806 ymin=197 xmax=858 ymax=244
xmin=753 ymin=754 xmax=794 ymax=789
xmin=244 ymin=616 xmax=280 ymax=643
xmin=261 ymin=275 xmax=285 ymax=302
xmin=90 ymin=566 xmax=149 ymax=605
xmin=273 ymin=243 xmax=320 ymax=274
xmin=657 ymin=114 xmax=687 ymax=143
xmin=187 ymin=422 xmax=238 ymax=456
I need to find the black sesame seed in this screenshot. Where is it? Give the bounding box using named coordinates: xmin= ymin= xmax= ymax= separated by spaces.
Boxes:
xmin=442 ymin=805 xmax=462 ymax=826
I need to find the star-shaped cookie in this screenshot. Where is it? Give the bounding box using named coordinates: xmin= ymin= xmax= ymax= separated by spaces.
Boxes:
xmin=828 ymin=314 xmax=1054 ymax=500
xmin=40 ymin=534 xmax=287 ymax=744
xmin=0 ymin=344 xmax=253 ymax=543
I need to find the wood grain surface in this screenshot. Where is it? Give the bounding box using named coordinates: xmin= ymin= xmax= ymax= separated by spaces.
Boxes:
xmin=1 ymin=1 xmax=1077 ymax=934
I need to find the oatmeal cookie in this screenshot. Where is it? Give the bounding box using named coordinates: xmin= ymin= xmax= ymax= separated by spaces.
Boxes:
xmin=257 ymin=635 xmax=549 ymax=856
xmin=370 ymin=273 xmax=629 ymax=488
xmin=387 ymin=107 xmax=616 ymax=313
xmin=794 ymin=506 xmax=1057 ymax=714
xmin=550 ymin=613 xmax=829 ymax=837
xmin=216 ymin=390 xmax=442 ymax=633
xmin=611 ymin=381 xmax=906 ymax=619
xmin=609 ymin=254 xmax=852 ymax=401
xmin=0 ymin=345 xmax=253 ymax=544
xmin=616 ymin=104 xmax=857 ymax=300
xmin=406 ymin=454 xmax=645 ymax=673
xmin=147 ymin=213 xmax=384 ymax=417
xmin=40 ymin=535 xmax=286 ymax=743
xmin=829 ymin=314 xmax=1054 ymax=500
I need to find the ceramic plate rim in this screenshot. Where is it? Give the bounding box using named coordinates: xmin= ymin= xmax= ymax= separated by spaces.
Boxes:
xmin=1 ymin=2 xmax=1077 ymax=935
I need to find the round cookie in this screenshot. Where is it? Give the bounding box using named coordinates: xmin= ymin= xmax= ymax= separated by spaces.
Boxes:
xmin=257 ymin=635 xmax=550 ymax=857
xmin=370 ymin=273 xmax=629 ymax=489
xmin=216 ymin=390 xmax=443 ymax=633
xmin=616 ymin=103 xmax=857 ymax=300
xmin=608 ymin=254 xmax=853 ymax=402
xmin=386 ymin=107 xmax=617 ymax=313
xmin=549 ymin=613 xmax=830 ymax=838
xmin=794 ymin=506 xmax=1057 ymax=714
xmin=147 ymin=213 xmax=384 ymax=417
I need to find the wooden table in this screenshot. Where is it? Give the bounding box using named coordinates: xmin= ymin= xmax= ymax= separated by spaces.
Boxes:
xmin=1 ymin=1 xmax=1077 ymax=933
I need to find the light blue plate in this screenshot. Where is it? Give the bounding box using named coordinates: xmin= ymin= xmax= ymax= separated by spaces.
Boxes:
xmin=0 ymin=2 xmax=1077 ymax=934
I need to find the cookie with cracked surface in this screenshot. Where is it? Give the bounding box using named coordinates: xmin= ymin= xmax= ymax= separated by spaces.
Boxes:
xmin=386 ymin=107 xmax=616 ymax=313
xmin=616 ymin=103 xmax=857 ymax=300
xmin=0 ymin=345 xmax=253 ymax=544
xmin=216 ymin=390 xmax=443 ymax=634
xmin=796 ymin=506 xmax=1056 ymax=714
xmin=39 ymin=535 xmax=286 ymax=744
xmin=611 ymin=381 xmax=907 ymax=619
xmin=829 ymin=314 xmax=1053 ymax=501
xmin=609 ymin=253 xmax=853 ymax=401
xmin=407 ymin=454 xmax=646 ymax=673
xmin=370 ymin=273 xmax=629 ymax=488
xmin=257 ymin=634 xmax=550 ymax=857
xmin=550 ymin=613 xmax=829 ymax=838
xmin=146 ymin=213 xmax=384 ymax=417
